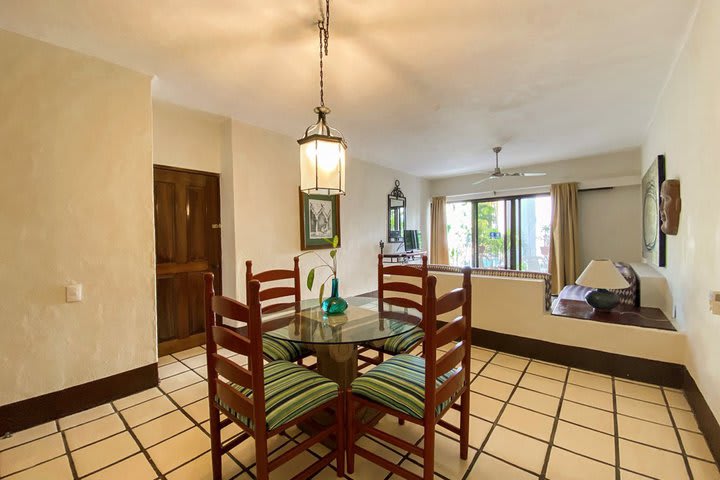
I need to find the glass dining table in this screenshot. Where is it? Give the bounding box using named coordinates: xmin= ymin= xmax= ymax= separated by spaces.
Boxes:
xmin=259 ymin=295 xmax=422 ymax=388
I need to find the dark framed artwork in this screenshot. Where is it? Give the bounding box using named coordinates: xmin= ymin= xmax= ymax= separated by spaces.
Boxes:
xmin=642 ymin=154 xmax=666 ymax=267
xmin=299 ymin=188 xmax=341 ymax=250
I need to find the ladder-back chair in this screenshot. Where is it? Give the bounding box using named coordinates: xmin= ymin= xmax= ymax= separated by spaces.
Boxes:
xmin=358 ymin=254 xmax=428 ymax=368
xmin=348 ymin=268 xmax=472 ymax=480
xmin=204 ymin=273 xmax=344 ymax=480
xmin=246 ymin=257 xmax=312 ymax=364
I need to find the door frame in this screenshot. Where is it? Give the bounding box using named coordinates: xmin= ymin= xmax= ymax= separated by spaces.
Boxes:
xmin=153 ymin=164 xmax=222 ymax=356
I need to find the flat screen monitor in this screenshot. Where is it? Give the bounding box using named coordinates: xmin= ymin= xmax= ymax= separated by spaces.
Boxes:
xmin=404 ymin=230 xmax=421 ymax=251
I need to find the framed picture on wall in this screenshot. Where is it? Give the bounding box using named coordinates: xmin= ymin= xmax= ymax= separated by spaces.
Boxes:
xmin=299 ymin=188 xmax=341 ymax=250
xmin=642 ymin=154 xmax=666 ymax=267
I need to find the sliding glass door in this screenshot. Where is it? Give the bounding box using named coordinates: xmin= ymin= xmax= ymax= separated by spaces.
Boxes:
xmin=447 ymin=194 xmax=551 ymax=271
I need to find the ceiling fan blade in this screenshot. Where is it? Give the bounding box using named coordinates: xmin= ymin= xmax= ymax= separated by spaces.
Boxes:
xmin=519 ymin=172 xmax=547 ymax=177
xmin=472 ymin=176 xmax=494 ymax=185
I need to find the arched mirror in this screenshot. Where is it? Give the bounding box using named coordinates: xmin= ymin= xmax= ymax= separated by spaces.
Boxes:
xmin=387 ymin=180 xmax=406 ymax=243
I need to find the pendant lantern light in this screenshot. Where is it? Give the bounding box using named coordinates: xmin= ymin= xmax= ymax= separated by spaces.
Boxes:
xmin=298 ymin=0 xmax=347 ymax=195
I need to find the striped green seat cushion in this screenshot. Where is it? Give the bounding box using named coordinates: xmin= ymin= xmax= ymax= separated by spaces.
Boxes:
xmin=217 ymin=360 xmax=338 ymax=431
xmin=351 ymin=354 xmax=461 ymax=419
xmin=383 ymin=325 xmax=424 ymax=354
xmin=262 ymin=333 xmax=311 ymax=362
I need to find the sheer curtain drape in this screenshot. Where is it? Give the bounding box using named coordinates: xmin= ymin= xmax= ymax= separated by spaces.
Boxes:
xmin=549 ymin=183 xmax=580 ymax=294
xmin=430 ymin=196 xmax=449 ymax=265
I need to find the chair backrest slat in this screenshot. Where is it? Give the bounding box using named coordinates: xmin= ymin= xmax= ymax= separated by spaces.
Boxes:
xmin=435 ymin=316 xmax=466 ymax=349
xmin=435 ymin=289 xmax=466 ymax=316
xmin=378 ymin=254 xmax=428 ymax=316
xmin=436 ymin=340 xmax=466 ymax=378
xmin=382 ymin=264 xmax=427 ymax=277
xmin=216 ymin=380 xmax=254 ymax=419
xmin=422 ymin=268 xmax=472 ymax=422
xmin=383 ymin=281 xmax=424 ymax=296
xmin=211 ymin=296 xmax=249 ymax=324
xmin=246 ymin=257 xmax=301 ymax=313
xmin=205 ymin=272 xmax=266 ymax=433
xmin=213 ymin=354 xmax=252 ymax=389
xmin=383 ymin=296 xmax=423 ymax=311
xmin=259 ymin=286 xmax=297 ymax=303
xmin=211 ymin=326 xmax=251 ymax=356
xmin=252 ymin=269 xmax=294 ymax=283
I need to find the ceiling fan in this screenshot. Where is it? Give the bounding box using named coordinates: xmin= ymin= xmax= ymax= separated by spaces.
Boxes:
xmin=472 ymin=147 xmax=547 ymax=185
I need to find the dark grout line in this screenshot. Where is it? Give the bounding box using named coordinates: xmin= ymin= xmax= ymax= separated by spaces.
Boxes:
xmin=460 ymin=352 xmax=536 ymax=480
xmin=539 ymin=366 xmax=570 ymax=479
xmin=612 ymin=377 xmax=622 ymax=480
xmin=0 ymin=453 xmax=68 ymax=479
xmin=661 ymin=386 xmax=695 ymax=480
xmin=57 ymin=420 xmax=80 ymax=480
xmin=110 ymin=403 xmax=165 ymax=480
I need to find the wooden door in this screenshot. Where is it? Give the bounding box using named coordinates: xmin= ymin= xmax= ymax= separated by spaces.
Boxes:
xmin=154 ymin=166 xmax=221 ymax=356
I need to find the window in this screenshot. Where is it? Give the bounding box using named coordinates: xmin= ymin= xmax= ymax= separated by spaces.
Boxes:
xmin=446 ymin=195 xmax=552 ymax=271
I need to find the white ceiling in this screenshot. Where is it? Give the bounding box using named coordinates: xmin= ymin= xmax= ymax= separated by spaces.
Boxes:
xmin=0 ymin=0 xmax=697 ymax=178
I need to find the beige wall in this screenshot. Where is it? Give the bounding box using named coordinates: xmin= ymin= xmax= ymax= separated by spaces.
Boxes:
xmin=152 ymin=100 xmax=228 ymax=174
xmin=230 ymin=120 xmax=430 ymax=302
xmin=151 ymin=101 xmax=237 ymax=297
xmin=430 ymin=149 xmax=641 ymax=199
xmin=642 ymin=0 xmax=720 ymax=419
xmin=578 ymin=185 xmax=642 ymax=268
xmin=429 ymin=149 xmax=642 ymax=272
xmin=0 ymin=31 xmax=156 ymax=406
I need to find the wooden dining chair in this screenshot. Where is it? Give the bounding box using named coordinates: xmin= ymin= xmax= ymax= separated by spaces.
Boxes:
xmin=246 ymin=257 xmax=312 ymax=365
xmin=348 ymin=268 xmax=472 ymax=480
xmin=204 ymin=273 xmax=344 ymax=480
xmin=358 ymin=254 xmax=428 ymax=369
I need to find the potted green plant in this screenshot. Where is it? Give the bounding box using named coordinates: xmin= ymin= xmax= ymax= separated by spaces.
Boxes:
xmin=302 ymin=235 xmax=347 ymax=314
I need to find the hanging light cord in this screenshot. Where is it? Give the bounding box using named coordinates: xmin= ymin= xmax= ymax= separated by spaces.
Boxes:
xmin=318 ymin=0 xmax=330 ymax=107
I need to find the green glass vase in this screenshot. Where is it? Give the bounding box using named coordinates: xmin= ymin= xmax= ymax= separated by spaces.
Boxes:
xmin=322 ymin=278 xmax=348 ymax=315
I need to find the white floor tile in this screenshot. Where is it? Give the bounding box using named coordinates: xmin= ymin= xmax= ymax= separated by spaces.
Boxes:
xmin=560 ymin=400 xmax=615 ymax=435
xmin=564 ymin=383 xmax=613 ymax=411
xmin=526 ymin=360 xmax=568 ymax=381
xmin=680 ymin=429 xmax=715 ymax=461
xmin=484 ymin=426 xmax=548 ymax=474
xmin=121 ymin=395 xmax=177 ymax=427
xmin=471 ymin=375 xmax=515 ymax=401
xmin=133 ymin=410 xmax=194 ymax=448
xmin=58 ymin=403 xmax=114 ymax=430
xmin=616 ymin=396 xmax=672 ymax=426
xmin=619 ymin=439 xmax=689 ymax=480
xmin=553 ymin=420 xmax=615 ymax=465
xmin=615 ymin=379 xmax=665 ymax=405
xmin=84 ymin=453 xmax=157 ymax=480
xmin=568 ymin=370 xmax=613 ymax=393
xmin=467 ymin=453 xmax=537 ymax=479
xmin=71 ymin=431 xmax=139 ymax=477
xmin=64 ymin=413 xmax=126 ymax=451
xmin=147 ymin=427 xmax=210 ymax=473
xmin=510 ymin=387 xmax=561 ymax=416
xmin=546 ymin=446 xmax=615 ymax=480
xmin=0 ymin=422 xmax=57 ymax=452
xmin=689 ymin=457 xmax=720 ymax=480
xmin=112 ymin=387 xmax=163 ymax=411
xmin=617 ymin=414 xmax=680 ymax=452
xmin=3 ymin=456 xmax=72 ymax=480
xmin=499 ymin=404 xmax=555 ymax=441
xmin=519 ymin=373 xmax=565 ymax=397
xmin=0 ymin=433 xmax=66 ymax=477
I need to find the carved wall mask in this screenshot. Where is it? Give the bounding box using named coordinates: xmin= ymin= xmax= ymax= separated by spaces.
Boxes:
xmin=660 ymin=179 xmax=681 ymax=235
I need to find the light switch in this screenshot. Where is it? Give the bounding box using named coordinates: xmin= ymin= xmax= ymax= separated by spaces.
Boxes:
xmin=710 ymin=291 xmax=720 ymax=315
xmin=66 ymin=284 xmax=83 ymax=303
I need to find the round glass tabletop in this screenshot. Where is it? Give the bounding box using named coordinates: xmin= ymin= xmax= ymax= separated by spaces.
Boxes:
xmin=261 ymin=296 xmax=422 ymax=345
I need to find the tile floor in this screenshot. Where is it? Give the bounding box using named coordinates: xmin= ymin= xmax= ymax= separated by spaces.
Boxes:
xmin=2 ymin=345 xmax=719 ymax=480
